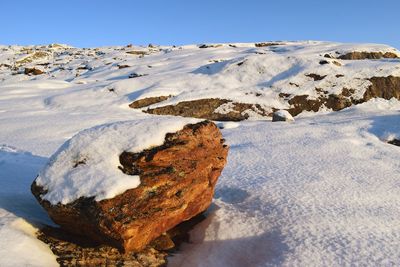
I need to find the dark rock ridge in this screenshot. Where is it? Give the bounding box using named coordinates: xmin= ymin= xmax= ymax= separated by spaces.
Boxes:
xmin=128 ymin=76 xmax=400 ymax=120
xmin=255 ymin=42 xmax=284 ymax=47
xmin=337 ymin=51 xmax=398 ymax=60
xmin=287 ymin=76 xmax=400 ymax=116
xmin=32 ymin=121 xmax=228 ymax=253
xmin=129 ymin=95 xmax=171 ymax=109
xmin=24 ymin=67 xmax=44 ymax=75
xmin=388 ymin=139 xmax=400 ymax=146
xmin=198 ymin=44 xmax=223 ymax=48
xmin=144 ymin=98 xmax=270 ymax=121
xmin=364 ymin=76 xmax=400 ymax=100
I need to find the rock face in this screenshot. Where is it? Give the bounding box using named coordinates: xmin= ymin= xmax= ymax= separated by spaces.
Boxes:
xmin=129 ymin=95 xmax=171 ymax=109
xmin=24 ymin=67 xmax=44 ymax=75
xmin=32 ymin=120 xmax=228 ymax=253
xmin=143 ymin=98 xmax=270 ymax=121
xmin=365 ymin=76 xmax=400 ymax=101
xmin=388 ymin=139 xmax=400 ymax=146
xmin=337 ymin=51 xmax=398 ymax=60
xmin=37 ymin=213 xmax=207 ymax=266
xmin=255 ymin=42 xmax=283 ymax=47
xmin=285 ymin=76 xmax=400 ymax=116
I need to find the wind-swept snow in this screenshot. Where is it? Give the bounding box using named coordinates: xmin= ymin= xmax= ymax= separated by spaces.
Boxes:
xmin=171 ymin=99 xmax=400 ymax=266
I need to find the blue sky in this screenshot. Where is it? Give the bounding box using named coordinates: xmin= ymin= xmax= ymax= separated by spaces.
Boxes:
xmin=1 ymin=0 xmax=399 ymax=49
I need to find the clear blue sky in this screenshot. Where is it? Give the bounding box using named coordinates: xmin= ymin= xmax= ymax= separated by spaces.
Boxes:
xmin=1 ymin=0 xmax=399 ymax=49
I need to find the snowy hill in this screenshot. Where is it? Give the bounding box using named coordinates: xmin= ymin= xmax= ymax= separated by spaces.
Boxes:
xmin=1 ymin=41 xmax=400 ymax=266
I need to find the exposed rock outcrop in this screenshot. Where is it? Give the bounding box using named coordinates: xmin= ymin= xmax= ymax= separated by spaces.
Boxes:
xmin=255 ymin=42 xmax=283 ymax=47
xmin=32 ymin=121 xmax=228 ymax=253
xmin=143 ymin=98 xmax=270 ymax=121
xmin=132 ymin=75 xmax=400 ymax=120
xmin=198 ymin=44 xmax=222 ymax=48
xmin=285 ymin=76 xmax=400 ymax=116
xmin=388 ymin=139 xmax=400 ymax=146
xmin=129 ymin=72 xmax=147 ymax=78
xmin=364 ymin=76 xmax=400 ymax=100
xmin=24 ymin=67 xmax=44 ymax=75
xmin=337 ymin=51 xmax=398 ymax=60
xmin=287 ymin=95 xmax=323 ymax=116
xmin=129 ymin=96 xmax=171 ymax=109
xmin=126 ymin=50 xmax=148 ymax=56
xmin=305 ymin=73 xmax=327 ymax=81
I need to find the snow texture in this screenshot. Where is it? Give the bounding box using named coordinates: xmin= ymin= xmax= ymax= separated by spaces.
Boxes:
xmin=1 ymin=41 xmax=400 ymax=266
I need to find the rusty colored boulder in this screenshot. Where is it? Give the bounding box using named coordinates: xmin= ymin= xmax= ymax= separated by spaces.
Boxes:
xmin=31 ymin=120 xmax=228 ymax=253
xmin=24 ymin=67 xmax=44 ymax=75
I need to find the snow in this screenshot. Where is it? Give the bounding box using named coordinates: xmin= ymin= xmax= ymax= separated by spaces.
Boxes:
xmin=273 ymin=110 xmax=294 ymax=122
xmin=1 ymin=41 xmax=400 ymax=266
xmin=0 ymin=145 xmax=57 ymax=266
xmin=36 ymin=117 xmax=198 ymax=205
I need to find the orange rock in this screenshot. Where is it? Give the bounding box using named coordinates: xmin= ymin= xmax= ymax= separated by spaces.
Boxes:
xmin=32 ymin=121 xmax=228 ymax=253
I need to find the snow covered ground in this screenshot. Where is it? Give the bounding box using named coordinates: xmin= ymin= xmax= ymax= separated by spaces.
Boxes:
xmin=1 ymin=41 xmax=400 ymax=266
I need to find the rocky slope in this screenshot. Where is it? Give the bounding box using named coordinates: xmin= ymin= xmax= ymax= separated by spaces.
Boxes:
xmin=1 ymin=41 xmax=399 ymax=121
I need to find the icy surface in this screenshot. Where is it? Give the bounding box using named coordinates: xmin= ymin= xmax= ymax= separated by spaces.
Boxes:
xmin=36 ymin=117 xmax=198 ymax=204
xmin=1 ymin=41 xmax=400 ymax=266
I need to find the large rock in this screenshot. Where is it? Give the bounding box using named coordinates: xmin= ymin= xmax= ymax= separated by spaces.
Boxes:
xmin=286 ymin=76 xmax=400 ymax=116
xmin=143 ymin=98 xmax=270 ymax=121
xmin=32 ymin=120 xmax=228 ymax=253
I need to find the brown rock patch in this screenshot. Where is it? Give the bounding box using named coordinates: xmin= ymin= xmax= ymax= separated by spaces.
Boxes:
xmin=129 ymin=96 xmax=172 ymax=109
xmin=118 ymin=64 xmax=131 ymax=69
xmin=37 ymin=213 xmax=207 ymax=267
xmin=198 ymin=44 xmax=223 ymax=48
xmin=255 ymin=42 xmax=284 ymax=47
xmin=364 ymin=76 xmax=400 ymax=101
xmin=305 ymin=73 xmax=327 ymax=81
xmin=287 ymin=95 xmax=323 ymax=116
xmin=126 ymin=50 xmax=148 ymax=56
xmin=144 ymin=98 xmax=270 ymax=121
xmin=24 ymin=67 xmax=44 ymax=75
xmin=338 ymin=51 xmax=398 ymax=60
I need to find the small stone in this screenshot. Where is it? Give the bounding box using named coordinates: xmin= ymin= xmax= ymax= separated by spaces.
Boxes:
xmin=272 ymin=110 xmax=295 ymax=122
xmin=388 ymin=139 xmax=400 ymax=146
xmin=24 ymin=67 xmax=44 ymax=75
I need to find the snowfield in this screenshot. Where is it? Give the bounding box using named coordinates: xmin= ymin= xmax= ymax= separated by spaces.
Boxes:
xmin=1 ymin=41 xmax=400 ymax=266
